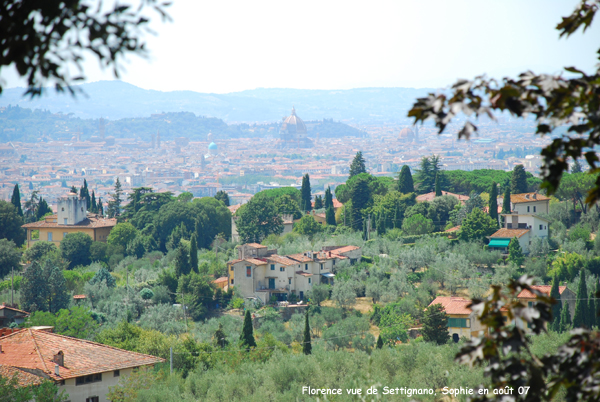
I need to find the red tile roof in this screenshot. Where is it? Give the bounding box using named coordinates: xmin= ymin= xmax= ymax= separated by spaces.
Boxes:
xmin=287 ymin=253 xmax=314 ymax=263
xmin=295 ymin=271 xmax=313 ymax=277
xmin=0 ymin=365 xmax=45 ymax=387
xmin=0 ymin=329 xmax=164 ymax=380
xmin=429 ymin=296 xmax=472 ymax=315
xmin=267 ymin=255 xmax=298 ymax=266
xmin=330 ymin=245 xmax=360 ymax=255
xmin=489 ymin=228 xmax=530 ymax=238
xmin=212 ymin=277 xmax=228 ymax=284
xmin=517 ymin=285 xmax=568 ymax=299
xmin=22 ymin=215 xmax=117 ymax=229
xmin=510 ymin=193 xmax=550 ymax=204
xmin=245 ymin=243 xmax=267 ymax=249
xmin=242 ymin=258 xmax=268 ymax=266
xmin=73 ymin=295 xmax=86 ymax=300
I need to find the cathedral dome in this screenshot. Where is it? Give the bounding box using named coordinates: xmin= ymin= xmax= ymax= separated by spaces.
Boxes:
xmin=398 ymin=128 xmax=414 ymax=141
xmin=208 ymin=142 xmax=218 ymax=150
xmin=281 ymin=107 xmax=307 ymax=134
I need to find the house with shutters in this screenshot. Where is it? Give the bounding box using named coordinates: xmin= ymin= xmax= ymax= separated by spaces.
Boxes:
xmin=0 ymin=328 xmax=164 ymax=402
xmin=488 ymin=192 xmax=551 ymax=254
xmin=428 ymin=297 xmax=487 ymax=342
xmin=516 ymin=285 xmax=576 ymax=332
xmin=228 ymin=243 xmax=360 ymax=304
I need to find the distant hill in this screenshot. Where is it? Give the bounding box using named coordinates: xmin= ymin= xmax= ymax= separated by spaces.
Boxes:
xmin=0 ymin=105 xmax=365 ymax=143
xmin=0 ymin=81 xmax=433 ymax=124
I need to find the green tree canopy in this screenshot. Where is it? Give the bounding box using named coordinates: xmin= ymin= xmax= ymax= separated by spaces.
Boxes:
xmin=107 ymin=222 xmax=138 ymax=250
xmin=422 ymin=303 xmax=450 ymax=345
xmin=236 ymin=196 xmax=283 ymax=243
xmin=240 ymin=309 xmax=257 ymax=349
xmin=293 ymin=215 xmax=323 ymax=238
xmin=397 ymin=165 xmax=414 ymax=194
xmin=0 ymin=200 xmax=26 ymax=246
xmin=349 ymin=151 xmax=367 ymax=178
xmin=60 ymin=232 xmax=92 ymax=269
xmin=303 ymin=313 xmax=312 ymax=355
xmin=458 ymin=207 xmax=498 ymax=242
xmin=511 ymin=164 xmax=529 ymax=194
xmin=489 ymin=181 xmax=499 ymax=225
xmin=573 ymin=269 xmax=589 ymax=328
xmin=401 ymin=213 xmax=434 ymax=236
xmin=508 ymin=237 xmax=525 ymax=267
xmin=214 ymin=190 xmax=230 ymax=207
xmin=301 ymin=173 xmax=312 ymax=211
xmin=10 ymin=184 xmax=23 ymax=216
xmin=0 ymin=239 xmax=21 ymax=278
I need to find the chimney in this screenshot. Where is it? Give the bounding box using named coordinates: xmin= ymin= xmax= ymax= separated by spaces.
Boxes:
xmin=53 ymin=351 xmax=64 ymax=366
xmin=55 ymin=364 xmax=60 ymax=377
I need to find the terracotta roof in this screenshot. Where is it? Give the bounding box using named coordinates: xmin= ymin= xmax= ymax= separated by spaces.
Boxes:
xmin=511 ymin=193 xmax=550 ymax=203
xmin=0 ymin=329 xmax=164 ymax=380
xmin=73 ymin=295 xmax=86 ymax=300
xmin=444 ymin=225 xmax=461 ymax=233
xmin=310 ymin=199 xmax=343 ymax=209
xmin=267 ymin=255 xmax=298 ymax=266
xmin=0 ymin=365 xmax=45 ymax=387
xmin=22 ymin=215 xmax=117 ymax=229
xmin=330 ymin=245 xmax=360 ymax=255
xmin=212 ymin=277 xmax=228 ymax=284
xmin=242 ymin=258 xmax=268 ymax=266
xmin=228 ymin=258 xmax=243 ymax=265
xmin=0 ymin=305 xmax=29 ymax=316
xmin=416 ymin=191 xmax=470 ymax=203
xmin=489 ymin=228 xmax=530 ymax=238
xmin=287 ymin=253 xmax=313 ymax=263
xmin=228 ymin=204 xmax=242 ymax=214
xmin=429 ymin=296 xmax=472 ymax=315
xmin=245 ymin=243 xmax=267 ymax=249
xmin=295 ymin=271 xmax=313 ymax=277
xmin=517 ymin=285 xmax=568 ymax=299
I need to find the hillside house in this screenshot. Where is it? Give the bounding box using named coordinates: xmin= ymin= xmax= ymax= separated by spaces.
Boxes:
xmin=428 ymin=297 xmax=486 ymax=342
xmin=22 ymin=193 xmax=117 ymax=249
xmin=516 ymin=285 xmax=576 ymax=332
xmin=228 ymin=243 xmax=360 ymax=304
xmin=488 ymin=192 xmax=551 ymax=254
xmin=0 ymin=328 xmax=164 ymax=402
xmin=0 ymin=305 xmax=29 ymax=327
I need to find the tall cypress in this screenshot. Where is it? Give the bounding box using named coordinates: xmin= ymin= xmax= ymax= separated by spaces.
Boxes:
xmin=502 ymin=185 xmax=511 ymax=214
xmin=90 ymin=191 xmax=97 ymax=213
xmin=376 ymin=334 xmax=383 ymax=349
xmin=573 ymin=270 xmax=589 ymax=328
xmin=303 ymin=313 xmax=312 ymax=355
xmin=589 ymin=291 xmax=596 ymax=329
xmin=10 ymin=184 xmax=23 ymax=216
xmin=324 ymin=187 xmax=333 ymax=209
xmin=240 ymin=310 xmax=256 ymax=349
xmin=559 ymin=301 xmax=571 ymax=333
xmin=301 ymin=173 xmax=312 ymax=211
xmin=397 ymin=165 xmax=414 ymax=194
xmin=190 ymin=233 xmax=199 ymax=273
xmin=549 ymin=273 xmax=561 ymax=332
xmin=511 ymin=164 xmax=528 ymax=194
xmin=434 ymin=173 xmax=442 ymax=197
xmin=596 ymin=281 xmax=600 ymax=328
xmin=97 ymin=197 xmax=104 ymax=216
xmin=326 ymin=206 xmax=336 ymax=226
xmin=489 ymin=181 xmax=499 ymax=226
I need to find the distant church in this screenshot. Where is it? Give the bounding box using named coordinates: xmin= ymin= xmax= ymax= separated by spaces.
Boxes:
xmin=277 ymin=107 xmax=314 ymax=149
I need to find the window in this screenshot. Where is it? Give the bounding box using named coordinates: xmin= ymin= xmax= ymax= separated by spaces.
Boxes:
xmin=333 ymin=260 xmax=336 ymax=265
xmin=63 ymin=232 xmax=68 ymax=238
xmin=527 ymin=206 xmax=530 ymax=212
xmin=533 ymin=206 xmax=537 ymax=212
xmin=64 ymin=218 xmax=68 ymax=224
xmin=280 ymin=267 xmax=285 ymax=272
xmin=76 ymin=373 xmax=102 ymax=386
xmin=86 ymin=397 xmax=99 ymax=402
xmin=308 ymin=278 xmax=311 ymax=284
xmin=447 ymin=318 xmax=470 ymax=328
xmin=545 ymin=225 xmax=547 ymax=229
xmin=320 ymin=263 xmax=323 ymax=270
xmin=246 ymin=266 xmax=251 ymax=277
xmin=47 ymin=232 xmax=53 ymax=241
xmin=539 ymin=224 xmax=543 ymax=230
xmin=230 ymin=266 xmax=234 ymax=272
xmin=61 ymin=207 xmax=64 ymax=211
xmin=231 ymin=279 xmax=234 ymax=284
xmin=270 ymin=264 xmax=275 ymax=271
xmin=288 ymin=278 xmax=292 ymax=285
xmin=114 ymin=370 xmax=120 ymax=377
xmin=304 ymin=264 xmax=308 ymax=271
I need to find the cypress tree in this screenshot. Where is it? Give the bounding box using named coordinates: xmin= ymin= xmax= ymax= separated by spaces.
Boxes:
xmin=314 ymin=195 xmax=323 ymax=209
xmin=70 ymin=185 xmax=78 ymax=194
xmin=589 ymin=291 xmax=596 ymax=329
xmin=90 ymin=191 xmax=97 ymax=213
xmin=397 ymin=165 xmax=414 ymax=194
xmin=549 ymin=273 xmax=561 ymax=332
xmin=573 ymin=270 xmax=589 ymax=328
xmin=489 ymin=181 xmax=498 ymax=225
xmin=301 ymin=173 xmax=312 ymax=211
xmin=303 ymin=313 xmax=312 ymax=355
xmin=571 ymin=159 xmax=583 ymax=173
xmin=502 ymin=186 xmax=511 ymax=214
xmin=377 ymin=212 xmax=386 ymax=235
xmin=326 ymin=206 xmax=336 ymax=226
xmin=174 ymin=243 xmax=191 ymax=278
xmin=596 ymin=280 xmax=600 ymax=328
xmin=190 ymin=233 xmax=199 ymax=273
xmin=47 ymin=265 xmax=70 ymax=314
xmin=213 ymin=323 xmax=229 ymax=348
xmin=511 ymin=164 xmax=528 ymax=194
xmin=508 ymin=237 xmax=524 ymax=266
xmin=21 ymin=262 xmax=49 ymax=312
xmin=349 ymin=151 xmax=367 ymax=178
xmin=559 ymin=300 xmax=571 ymax=333
xmin=324 ymin=187 xmax=333 ymax=209
xmin=376 ymin=334 xmax=383 ymax=349
xmin=10 ymin=184 xmax=23 ymax=216
xmin=97 ymin=197 xmax=104 ymax=216
xmin=434 ymin=173 xmax=442 ymax=197
xmin=240 ymin=310 xmax=256 ymax=349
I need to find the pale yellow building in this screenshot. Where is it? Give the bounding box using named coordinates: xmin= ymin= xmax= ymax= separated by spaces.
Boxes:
xmin=22 ymin=193 xmax=117 ymax=248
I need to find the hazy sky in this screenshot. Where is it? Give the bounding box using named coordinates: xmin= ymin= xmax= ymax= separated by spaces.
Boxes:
xmin=4 ymin=0 xmax=600 ymax=93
